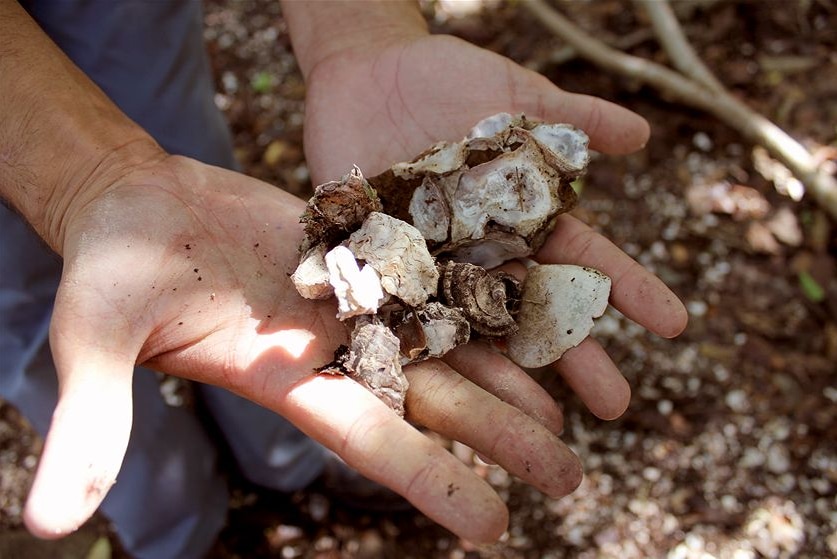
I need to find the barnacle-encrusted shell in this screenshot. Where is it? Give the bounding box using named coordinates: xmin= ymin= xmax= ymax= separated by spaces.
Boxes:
xmin=368 ymin=113 xmax=587 ymax=268
xmin=347 ymin=212 xmax=439 ymax=307
xmin=344 ymin=319 xmax=408 ymax=416
xmin=440 ymin=262 xmax=519 ymax=337
xmin=300 ymin=166 xmax=382 ymax=253
xmin=507 ymin=264 xmax=611 ymax=368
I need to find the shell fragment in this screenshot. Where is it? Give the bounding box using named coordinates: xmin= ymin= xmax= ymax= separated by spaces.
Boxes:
xmin=507 ymin=265 xmax=611 ymax=368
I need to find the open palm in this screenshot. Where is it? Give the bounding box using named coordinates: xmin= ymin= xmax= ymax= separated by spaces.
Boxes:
xmin=26 ymin=155 xmax=579 ymax=544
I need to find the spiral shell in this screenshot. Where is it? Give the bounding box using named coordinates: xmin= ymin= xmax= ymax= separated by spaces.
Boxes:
xmin=440 ymin=262 xmax=519 ymax=337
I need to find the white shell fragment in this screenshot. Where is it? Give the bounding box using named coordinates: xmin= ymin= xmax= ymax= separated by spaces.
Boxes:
xmin=447 ymin=140 xmax=560 ymax=249
xmin=347 ymin=212 xmax=439 ymax=307
xmin=291 ymin=243 xmax=333 ymax=300
xmin=507 ymin=265 xmax=611 ymax=368
xmin=325 ymin=245 xmax=385 ymax=319
xmin=465 ymin=111 xmax=515 ymax=139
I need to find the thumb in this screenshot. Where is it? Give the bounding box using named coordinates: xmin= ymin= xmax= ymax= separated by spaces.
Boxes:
xmin=24 ymin=318 xmax=135 ymax=538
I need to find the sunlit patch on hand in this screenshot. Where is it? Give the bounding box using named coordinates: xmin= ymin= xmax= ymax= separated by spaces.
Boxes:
xmin=252 ymin=328 xmax=316 ymax=359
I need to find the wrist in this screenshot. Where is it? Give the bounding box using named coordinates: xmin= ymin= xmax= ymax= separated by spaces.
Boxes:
xmin=45 ymin=135 xmax=166 ymax=254
xmin=281 ymin=0 xmax=429 ymax=80
xmin=0 ymin=0 xmax=164 ymax=253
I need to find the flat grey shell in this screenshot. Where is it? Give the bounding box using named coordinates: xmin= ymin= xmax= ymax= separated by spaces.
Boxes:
xmin=507 ymin=264 xmax=611 ymax=368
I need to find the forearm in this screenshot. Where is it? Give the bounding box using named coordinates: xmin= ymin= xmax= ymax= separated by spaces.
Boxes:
xmin=0 ymin=0 xmax=162 ymax=253
xmin=280 ymin=0 xmax=428 ymax=80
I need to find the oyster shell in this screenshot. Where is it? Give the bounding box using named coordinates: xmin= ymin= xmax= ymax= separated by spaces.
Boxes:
xmin=324 ymin=245 xmax=386 ymax=319
xmin=415 ymin=303 xmax=471 ymax=358
xmin=347 ymin=212 xmax=439 ymax=307
xmin=290 ymin=113 xmax=606 ymax=414
xmin=393 ymin=303 xmax=471 ymax=363
xmin=291 ymin=243 xmax=332 ymax=300
xmin=344 ymin=319 xmax=408 ymax=416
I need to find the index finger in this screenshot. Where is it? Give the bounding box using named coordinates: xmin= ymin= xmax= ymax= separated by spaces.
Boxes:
xmin=535 ymin=213 xmax=688 ymax=338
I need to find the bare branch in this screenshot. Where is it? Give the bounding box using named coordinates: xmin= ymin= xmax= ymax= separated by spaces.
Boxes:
xmin=523 ymin=0 xmax=837 ymax=220
xmin=634 ymin=0 xmax=725 ymax=93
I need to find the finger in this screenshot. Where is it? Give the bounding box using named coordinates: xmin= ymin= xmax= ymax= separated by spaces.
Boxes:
xmin=521 ymin=70 xmax=650 ymax=154
xmin=553 ymin=337 xmax=631 ymax=420
xmin=404 ymin=360 xmax=582 ymax=499
xmin=24 ymin=340 xmax=134 ymax=538
xmin=536 ymin=214 xmax=688 ymax=338
xmin=442 ymin=342 xmax=564 ymax=435
xmin=277 ymin=374 xmax=508 ymax=543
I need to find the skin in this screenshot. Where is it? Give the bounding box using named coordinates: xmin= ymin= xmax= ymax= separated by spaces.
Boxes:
xmin=1 ymin=0 xmax=687 ymax=546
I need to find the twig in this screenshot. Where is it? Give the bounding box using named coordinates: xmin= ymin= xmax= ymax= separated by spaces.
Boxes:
xmin=523 ymin=0 xmax=837 ymax=220
xmin=634 ymin=0 xmax=724 ymax=93
xmin=528 ymin=28 xmax=655 ymax=72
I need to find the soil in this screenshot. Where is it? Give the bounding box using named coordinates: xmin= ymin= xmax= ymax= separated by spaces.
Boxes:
xmin=1 ymin=1 xmax=835 ymax=558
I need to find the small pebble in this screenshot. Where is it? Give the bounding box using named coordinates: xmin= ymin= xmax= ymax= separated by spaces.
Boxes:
xmin=726 ymin=389 xmax=749 ymax=412
xmin=693 ymin=132 xmax=713 ymax=152
xmin=767 ymin=445 xmax=791 ymax=474
xmin=687 ymin=300 xmax=708 ymax=317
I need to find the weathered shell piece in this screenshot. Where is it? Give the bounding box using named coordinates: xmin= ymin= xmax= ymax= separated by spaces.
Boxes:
xmin=415 ymin=303 xmax=471 ymax=358
xmin=369 ymin=113 xmax=588 ymax=269
xmin=291 ymin=243 xmax=332 ymax=300
xmin=344 ymin=319 xmax=409 ymax=416
xmin=393 ymin=303 xmax=471 ymax=364
xmin=507 ymin=264 xmax=611 ymax=368
xmin=440 ymin=262 xmax=519 ymax=337
xmin=393 ymin=310 xmax=427 ymax=362
xmin=325 ymin=245 xmax=386 ymax=319
xmin=300 ymin=166 xmax=382 ymax=253
xmin=347 ymin=212 xmax=439 ymax=307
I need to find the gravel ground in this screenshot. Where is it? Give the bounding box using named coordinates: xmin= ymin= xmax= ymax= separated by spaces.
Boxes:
xmin=1 ymin=1 xmax=835 ymax=558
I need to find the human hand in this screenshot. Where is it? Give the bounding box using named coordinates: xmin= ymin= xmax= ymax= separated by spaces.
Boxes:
xmin=301 ymin=33 xmax=687 ymax=423
xmin=24 ymin=154 xmax=579 ymax=544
